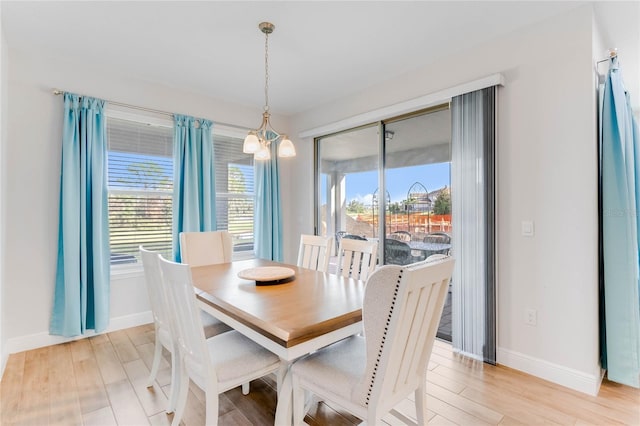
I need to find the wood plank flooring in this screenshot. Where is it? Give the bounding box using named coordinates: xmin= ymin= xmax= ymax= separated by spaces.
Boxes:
xmin=1 ymin=323 xmax=638 ymax=425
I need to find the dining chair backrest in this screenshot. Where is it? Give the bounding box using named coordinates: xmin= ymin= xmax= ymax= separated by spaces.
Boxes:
xmin=355 ymin=257 xmax=455 ymax=414
xmin=388 ymin=231 xmax=411 ymax=242
xmin=342 ymin=233 xmax=368 ymax=241
xmin=336 ymin=238 xmax=378 ymax=281
xmin=423 ymin=232 xmax=451 ymax=244
xmin=179 ymin=231 xmax=232 ymax=267
xmin=384 ymin=238 xmax=413 ymax=265
xmin=140 ymin=246 xmax=172 ymax=336
xmin=297 ymin=234 xmax=334 ymax=272
xmin=158 ymin=256 xmax=211 ymax=381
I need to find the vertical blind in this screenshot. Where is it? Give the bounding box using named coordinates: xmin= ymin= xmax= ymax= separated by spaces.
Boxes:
xmin=450 ymin=86 xmax=496 ymax=364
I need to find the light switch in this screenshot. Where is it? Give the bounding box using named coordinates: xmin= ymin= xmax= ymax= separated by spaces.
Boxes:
xmin=521 ymin=220 xmax=534 ymax=237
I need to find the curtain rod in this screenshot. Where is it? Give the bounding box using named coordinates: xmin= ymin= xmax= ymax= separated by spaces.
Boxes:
xmin=51 ymin=88 xmax=249 ymax=131
xmin=596 ymin=48 xmax=618 ymax=65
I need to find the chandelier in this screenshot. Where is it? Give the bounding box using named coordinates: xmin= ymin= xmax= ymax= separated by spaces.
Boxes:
xmin=243 ymin=22 xmax=296 ymax=160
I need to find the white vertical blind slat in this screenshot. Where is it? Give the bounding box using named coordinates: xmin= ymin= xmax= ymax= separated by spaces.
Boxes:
xmin=451 ymin=87 xmax=496 ymax=362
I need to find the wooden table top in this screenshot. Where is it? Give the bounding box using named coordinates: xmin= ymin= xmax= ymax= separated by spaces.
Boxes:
xmin=191 ymin=258 xmax=365 ymax=349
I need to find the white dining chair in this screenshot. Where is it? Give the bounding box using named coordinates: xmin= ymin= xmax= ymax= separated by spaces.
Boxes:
xmin=158 ymin=255 xmax=282 ymax=426
xmin=139 ymin=246 xmax=181 ymax=413
xmin=297 ymin=234 xmax=334 ymax=272
xmin=179 ymin=230 xmax=233 ymax=267
xmin=291 ymin=257 xmax=455 ymax=426
xmin=335 ymin=238 xmax=378 ymax=281
xmin=178 ymin=231 xmax=235 ymax=343
xmin=140 ymin=246 xmax=232 ymax=414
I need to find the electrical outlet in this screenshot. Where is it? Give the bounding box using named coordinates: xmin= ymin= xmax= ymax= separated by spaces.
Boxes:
xmin=525 ymin=309 xmax=537 ymax=326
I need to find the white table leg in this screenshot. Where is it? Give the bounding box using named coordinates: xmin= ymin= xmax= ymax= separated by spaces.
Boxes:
xmin=274 ymin=360 xmax=293 ymax=426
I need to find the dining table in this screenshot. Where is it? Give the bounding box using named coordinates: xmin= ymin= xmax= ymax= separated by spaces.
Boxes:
xmin=406 ymin=240 xmax=451 ymax=256
xmin=190 ymin=258 xmax=365 ymax=425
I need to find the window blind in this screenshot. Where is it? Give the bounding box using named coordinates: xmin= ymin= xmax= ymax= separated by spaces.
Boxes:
xmin=213 ymin=134 xmax=255 ymax=254
xmin=107 ymin=118 xmax=173 ymax=265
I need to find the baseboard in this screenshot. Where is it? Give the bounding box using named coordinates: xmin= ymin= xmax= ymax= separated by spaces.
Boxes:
xmin=0 ymin=344 xmax=8 ymax=382
xmin=497 ymin=347 xmax=602 ymax=396
xmin=5 ymin=311 xmax=153 ymax=356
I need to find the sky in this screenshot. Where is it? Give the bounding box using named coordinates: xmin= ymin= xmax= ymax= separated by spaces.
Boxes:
xmin=321 ymin=162 xmax=451 ymax=205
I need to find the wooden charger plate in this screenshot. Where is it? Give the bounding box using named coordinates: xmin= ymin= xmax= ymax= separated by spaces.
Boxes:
xmin=237 ymin=266 xmax=295 ymax=285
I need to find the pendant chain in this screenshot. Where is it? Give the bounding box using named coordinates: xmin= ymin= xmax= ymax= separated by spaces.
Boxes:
xmin=264 ymin=32 xmax=270 ymax=113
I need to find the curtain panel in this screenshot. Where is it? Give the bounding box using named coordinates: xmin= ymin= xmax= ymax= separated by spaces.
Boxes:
xmin=50 ymin=93 xmax=110 ymax=337
xmin=254 ymin=136 xmax=283 ymax=261
xmin=450 ymin=86 xmax=497 ymax=363
xmin=600 ymin=56 xmax=640 ymax=388
xmin=172 ymin=115 xmax=216 ymax=262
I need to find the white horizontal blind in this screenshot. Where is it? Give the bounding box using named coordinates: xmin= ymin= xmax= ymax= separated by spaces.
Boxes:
xmin=213 ymin=134 xmax=255 ymax=256
xmin=107 ymin=118 xmax=173 ymax=265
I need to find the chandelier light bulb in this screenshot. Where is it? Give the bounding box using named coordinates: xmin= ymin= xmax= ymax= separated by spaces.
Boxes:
xmin=254 ymin=144 xmax=271 ymax=160
xmin=278 ymin=137 xmax=296 ymax=158
xmin=243 ymin=133 xmax=260 ymax=154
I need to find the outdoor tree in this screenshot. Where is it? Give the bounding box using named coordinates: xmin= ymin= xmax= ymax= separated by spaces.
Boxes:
xmin=228 ymin=166 xmax=247 ymax=193
xmin=388 ymin=202 xmax=402 ymax=214
xmin=111 ymin=160 xmax=172 ymax=230
xmin=433 ymin=191 xmax=451 ymax=215
xmin=127 ymin=161 xmax=171 ymax=190
xmin=228 ymin=165 xmax=253 ymax=218
xmin=347 ymin=199 xmax=366 ymax=214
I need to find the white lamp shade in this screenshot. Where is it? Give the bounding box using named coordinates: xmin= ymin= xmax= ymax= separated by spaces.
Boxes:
xmin=243 ymin=133 xmax=260 ymax=153
xmin=278 ymin=137 xmax=296 ymax=158
xmin=254 ymin=144 xmax=271 ymax=160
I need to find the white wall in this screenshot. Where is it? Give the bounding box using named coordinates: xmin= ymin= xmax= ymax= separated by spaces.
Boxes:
xmin=2 ymin=48 xmax=290 ymax=356
xmin=287 ymin=5 xmax=602 ymax=394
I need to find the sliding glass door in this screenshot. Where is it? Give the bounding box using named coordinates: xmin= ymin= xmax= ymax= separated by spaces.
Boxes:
xmin=315 ymin=124 xmax=380 ymax=246
xmin=315 ymin=88 xmax=497 ymax=362
xmin=382 ymin=107 xmax=452 ymax=265
xmin=315 ymin=106 xmax=454 ymax=340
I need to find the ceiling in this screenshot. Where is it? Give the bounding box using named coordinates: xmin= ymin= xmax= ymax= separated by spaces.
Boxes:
xmin=2 ymin=1 xmax=638 ymax=115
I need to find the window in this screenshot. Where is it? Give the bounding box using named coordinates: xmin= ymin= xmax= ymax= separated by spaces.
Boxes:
xmin=107 ymin=117 xmax=173 ymax=265
xmin=106 ymin=112 xmax=255 ymax=267
xmin=213 ymin=134 xmax=255 ymax=259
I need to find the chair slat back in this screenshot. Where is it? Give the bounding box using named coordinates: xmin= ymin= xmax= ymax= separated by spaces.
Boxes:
xmin=357 ymin=258 xmax=454 ymax=412
xmin=158 ymin=256 xmax=211 ymax=379
xmin=297 ymin=234 xmax=334 ymax=272
xmin=336 ymin=238 xmax=378 ymax=281
xmin=384 ymin=238 xmax=412 ymax=265
xmin=180 ymin=231 xmax=232 ymax=267
xmin=140 ymin=246 xmax=171 ymax=332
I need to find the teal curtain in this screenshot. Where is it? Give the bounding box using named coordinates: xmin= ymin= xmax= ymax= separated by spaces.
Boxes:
xmin=50 ymin=93 xmax=110 ymax=337
xmin=600 ymin=56 xmax=640 ymax=388
xmin=172 ymin=115 xmax=216 ymax=262
xmin=254 ymin=135 xmax=283 ymax=261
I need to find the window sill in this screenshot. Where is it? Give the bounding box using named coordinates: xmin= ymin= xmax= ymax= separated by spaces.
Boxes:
xmin=111 ymin=264 xmax=144 ymax=280
xmin=109 ymin=252 xmax=255 ymax=280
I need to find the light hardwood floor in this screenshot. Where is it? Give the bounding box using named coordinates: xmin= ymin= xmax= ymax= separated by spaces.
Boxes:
xmin=1 ymin=323 xmax=638 ymax=425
